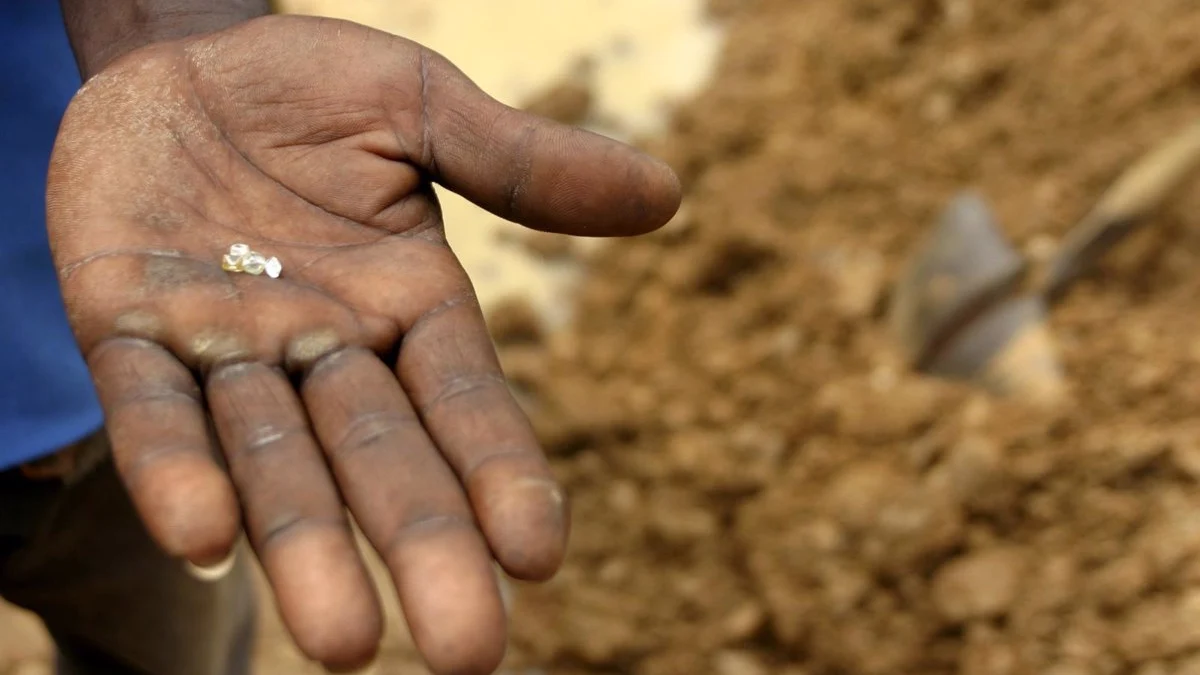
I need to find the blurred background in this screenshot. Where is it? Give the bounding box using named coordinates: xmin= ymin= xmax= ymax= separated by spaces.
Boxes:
xmin=7 ymin=0 xmax=1200 ymax=673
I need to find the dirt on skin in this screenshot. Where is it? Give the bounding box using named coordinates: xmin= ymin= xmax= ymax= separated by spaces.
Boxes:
xmin=493 ymin=1 xmax=1200 ymax=674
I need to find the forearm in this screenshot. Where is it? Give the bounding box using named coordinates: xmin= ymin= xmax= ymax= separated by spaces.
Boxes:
xmin=58 ymin=0 xmax=271 ymax=80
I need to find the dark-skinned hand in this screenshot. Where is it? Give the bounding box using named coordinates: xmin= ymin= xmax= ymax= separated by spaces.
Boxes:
xmin=45 ymin=14 xmax=680 ymax=675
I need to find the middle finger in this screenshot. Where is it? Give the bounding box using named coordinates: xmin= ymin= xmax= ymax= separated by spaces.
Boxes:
xmin=206 ymin=361 xmax=382 ymax=670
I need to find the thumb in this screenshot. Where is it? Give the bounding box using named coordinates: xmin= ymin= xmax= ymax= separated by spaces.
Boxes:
xmin=409 ymin=47 xmax=682 ymax=237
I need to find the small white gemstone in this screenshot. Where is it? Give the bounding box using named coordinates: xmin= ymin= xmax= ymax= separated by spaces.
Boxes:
xmin=242 ymin=253 xmax=267 ymax=275
xmin=265 ymin=256 xmax=282 ymax=278
xmin=221 ymin=253 xmax=242 ymax=271
xmin=229 ymin=243 xmax=250 ymax=258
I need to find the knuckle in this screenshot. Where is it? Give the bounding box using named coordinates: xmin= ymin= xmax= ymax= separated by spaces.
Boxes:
xmin=385 ymin=513 xmax=477 ymax=554
xmin=420 ymin=372 xmax=507 ymax=415
xmin=461 ymin=446 xmax=536 ymax=483
xmin=239 ymin=424 xmax=309 ymax=455
xmin=332 ymin=410 xmax=420 ymax=455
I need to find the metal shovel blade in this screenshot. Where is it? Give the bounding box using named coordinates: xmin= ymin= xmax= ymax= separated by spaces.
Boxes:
xmin=924 ymin=295 xmax=1065 ymax=401
xmin=889 ymin=191 xmax=1065 ymax=399
xmin=890 ymin=191 xmax=1028 ymax=371
xmin=891 ymin=119 xmax=1200 ymax=400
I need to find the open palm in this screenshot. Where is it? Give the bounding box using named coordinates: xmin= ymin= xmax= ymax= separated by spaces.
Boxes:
xmin=46 ymin=15 xmax=680 ymax=674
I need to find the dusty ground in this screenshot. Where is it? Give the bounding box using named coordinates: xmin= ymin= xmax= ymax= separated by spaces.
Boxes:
xmin=7 ymin=0 xmax=1200 ymax=674
xmin=493 ymin=0 xmax=1200 ymax=674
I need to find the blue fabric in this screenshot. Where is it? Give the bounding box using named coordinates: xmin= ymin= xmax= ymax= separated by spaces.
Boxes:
xmin=0 ymin=2 xmax=104 ymax=469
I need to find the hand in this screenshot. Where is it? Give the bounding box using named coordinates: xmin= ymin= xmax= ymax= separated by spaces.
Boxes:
xmin=46 ymin=15 xmax=680 ymax=674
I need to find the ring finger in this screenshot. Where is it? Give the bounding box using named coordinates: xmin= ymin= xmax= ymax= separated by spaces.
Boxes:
xmin=301 ymin=347 xmax=507 ymax=675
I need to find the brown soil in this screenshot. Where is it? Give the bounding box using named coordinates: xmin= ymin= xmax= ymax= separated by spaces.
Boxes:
xmin=495 ymin=1 xmax=1200 ymax=674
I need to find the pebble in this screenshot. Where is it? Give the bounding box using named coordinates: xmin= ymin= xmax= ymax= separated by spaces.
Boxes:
xmin=713 ymin=650 xmax=769 ymax=675
xmin=932 ymin=547 xmax=1027 ymax=622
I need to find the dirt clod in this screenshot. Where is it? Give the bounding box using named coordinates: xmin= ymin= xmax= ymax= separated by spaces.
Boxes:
xmin=932 ymin=547 xmax=1028 ymax=622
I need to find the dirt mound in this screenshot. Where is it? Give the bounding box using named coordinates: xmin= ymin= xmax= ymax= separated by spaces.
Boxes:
xmin=498 ymin=1 xmax=1200 ymax=673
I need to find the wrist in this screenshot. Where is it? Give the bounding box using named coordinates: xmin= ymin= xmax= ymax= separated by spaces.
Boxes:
xmin=59 ymin=1 xmax=271 ymax=80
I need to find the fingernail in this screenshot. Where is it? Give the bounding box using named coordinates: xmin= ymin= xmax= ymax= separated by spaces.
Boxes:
xmin=185 ymin=548 xmax=237 ymax=582
xmin=516 ymin=478 xmax=565 ymax=513
xmin=499 ymin=479 xmax=566 ymax=535
xmin=488 ymin=478 xmax=569 ymax=581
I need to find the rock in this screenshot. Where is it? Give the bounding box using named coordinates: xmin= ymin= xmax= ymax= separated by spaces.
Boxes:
xmin=1118 ymin=590 xmax=1200 ymax=661
xmin=1088 ymin=554 xmax=1152 ymax=609
xmin=926 ymin=434 xmax=1005 ymax=507
xmin=824 ymin=461 xmax=902 ymax=529
xmin=961 ymin=629 xmax=1019 ymax=675
xmin=817 ymin=378 xmax=950 ymax=443
xmin=714 ymin=650 xmax=770 ymax=675
xmin=871 ymin=485 xmax=966 ymax=570
xmin=722 ymin=602 xmax=767 ymax=642
xmin=932 ymin=547 xmax=1028 ymax=622
xmin=819 ymin=247 xmax=885 ymax=319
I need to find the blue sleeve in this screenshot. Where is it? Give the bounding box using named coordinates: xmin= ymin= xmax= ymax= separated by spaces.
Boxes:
xmin=0 ymin=1 xmax=105 ymax=469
